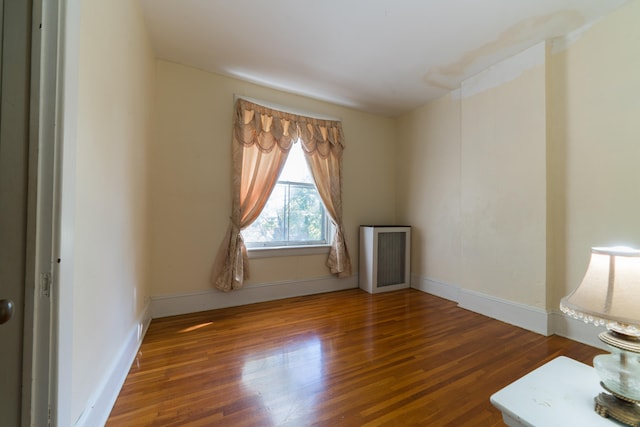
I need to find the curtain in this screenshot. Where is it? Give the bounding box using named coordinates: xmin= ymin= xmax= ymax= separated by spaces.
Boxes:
xmin=211 ymin=99 xmax=351 ymax=291
xmin=299 ymin=124 xmax=352 ymax=278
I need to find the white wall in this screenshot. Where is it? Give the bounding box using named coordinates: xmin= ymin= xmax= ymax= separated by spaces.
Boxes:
xmin=149 ymin=61 xmax=397 ymax=314
xmin=70 ymin=0 xmax=154 ymax=424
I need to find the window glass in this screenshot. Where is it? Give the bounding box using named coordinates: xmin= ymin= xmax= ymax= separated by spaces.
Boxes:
xmin=243 ymin=142 xmax=331 ymax=247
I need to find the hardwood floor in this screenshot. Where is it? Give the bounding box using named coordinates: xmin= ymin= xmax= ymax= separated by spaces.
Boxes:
xmin=107 ymin=289 xmax=603 ymax=426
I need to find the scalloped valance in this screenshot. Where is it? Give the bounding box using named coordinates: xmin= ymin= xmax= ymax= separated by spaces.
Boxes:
xmin=234 ymin=98 xmax=344 ymax=159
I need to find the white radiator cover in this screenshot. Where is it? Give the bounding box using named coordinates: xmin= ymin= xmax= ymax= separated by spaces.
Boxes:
xmin=359 ymin=226 xmax=411 ymax=293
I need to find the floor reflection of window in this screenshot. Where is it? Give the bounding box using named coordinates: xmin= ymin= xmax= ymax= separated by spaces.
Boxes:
xmin=241 ymin=337 xmax=324 ymax=425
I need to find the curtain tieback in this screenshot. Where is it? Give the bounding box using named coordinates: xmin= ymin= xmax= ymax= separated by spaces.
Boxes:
xmin=229 ymin=217 xmax=241 ymax=231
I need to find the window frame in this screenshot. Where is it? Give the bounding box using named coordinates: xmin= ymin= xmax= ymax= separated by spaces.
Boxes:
xmin=247 ymin=244 xmax=331 ymax=259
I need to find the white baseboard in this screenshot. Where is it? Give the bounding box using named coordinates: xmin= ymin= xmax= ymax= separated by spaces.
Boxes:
xmin=74 ymin=303 xmax=151 ymax=427
xmin=411 ymin=275 xmax=460 ymax=302
xmin=412 ymin=275 xmax=550 ymax=336
xmin=151 ymin=275 xmax=359 ymax=318
xmin=457 ymin=288 xmax=550 ymax=336
xmin=549 ymin=310 xmax=608 ymax=350
xmin=411 ymin=274 xmax=608 ymax=348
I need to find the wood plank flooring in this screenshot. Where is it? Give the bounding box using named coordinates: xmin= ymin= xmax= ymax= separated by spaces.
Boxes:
xmin=107 ymin=289 xmax=603 ymax=426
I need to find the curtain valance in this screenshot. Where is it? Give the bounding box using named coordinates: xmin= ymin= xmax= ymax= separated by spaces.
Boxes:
xmin=234 ymin=98 xmax=345 ymax=158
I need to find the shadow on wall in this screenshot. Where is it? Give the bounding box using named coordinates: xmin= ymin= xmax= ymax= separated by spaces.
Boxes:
xmin=546 ymin=44 xmax=569 ymax=311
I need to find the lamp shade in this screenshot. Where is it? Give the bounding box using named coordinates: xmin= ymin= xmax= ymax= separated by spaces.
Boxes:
xmin=560 ymin=247 xmax=640 ymax=336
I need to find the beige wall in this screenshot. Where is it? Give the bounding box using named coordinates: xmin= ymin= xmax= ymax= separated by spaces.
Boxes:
xmin=398 ymin=1 xmax=640 ymax=313
xmin=460 ymin=45 xmax=547 ymax=307
xmin=73 ymin=0 xmax=154 ymax=421
xmin=149 ymin=61 xmax=397 ymax=296
xmin=547 ymin=0 xmax=640 ymax=307
xmin=396 ymin=94 xmax=462 ymax=286
xmin=398 ymin=45 xmax=547 ymax=308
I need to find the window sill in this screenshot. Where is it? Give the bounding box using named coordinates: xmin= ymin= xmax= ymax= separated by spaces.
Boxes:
xmin=247 ymin=245 xmax=331 ymax=259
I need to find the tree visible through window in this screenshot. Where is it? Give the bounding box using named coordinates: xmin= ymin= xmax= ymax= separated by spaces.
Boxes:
xmin=243 ymin=141 xmax=332 ymax=247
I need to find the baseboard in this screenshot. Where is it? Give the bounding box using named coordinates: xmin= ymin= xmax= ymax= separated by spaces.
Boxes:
xmin=151 ymin=275 xmax=359 ymax=318
xmin=457 ymin=288 xmax=551 ymax=336
xmin=411 ymin=275 xmax=460 ymax=302
xmin=74 ymin=302 xmax=151 ymax=427
xmin=549 ymin=310 xmax=608 ymax=350
xmin=411 ymin=275 xmax=610 ymax=348
xmin=412 ymin=275 xmax=550 ymax=335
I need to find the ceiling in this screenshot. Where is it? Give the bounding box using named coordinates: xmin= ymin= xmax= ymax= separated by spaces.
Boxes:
xmin=139 ymin=0 xmax=627 ymax=117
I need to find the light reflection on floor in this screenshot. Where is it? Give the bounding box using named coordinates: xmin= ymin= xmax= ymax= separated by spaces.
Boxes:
xmin=241 ymin=336 xmax=324 ymax=425
xmin=178 ymin=321 xmax=213 ymax=333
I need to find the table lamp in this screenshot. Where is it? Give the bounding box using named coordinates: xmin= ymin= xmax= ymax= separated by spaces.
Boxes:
xmin=560 ymin=246 xmax=640 ymax=426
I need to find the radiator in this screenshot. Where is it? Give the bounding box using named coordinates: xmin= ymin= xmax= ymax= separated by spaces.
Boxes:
xmin=359 ymin=226 xmax=411 ymax=294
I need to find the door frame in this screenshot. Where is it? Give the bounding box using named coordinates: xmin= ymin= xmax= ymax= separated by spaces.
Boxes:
xmin=23 ymin=0 xmax=80 ymax=425
xmin=47 ymin=0 xmax=81 ymax=425
xmin=22 ymin=0 xmax=58 ymax=425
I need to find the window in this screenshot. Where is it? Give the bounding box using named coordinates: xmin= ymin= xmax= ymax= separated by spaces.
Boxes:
xmin=243 ymin=141 xmax=332 ymax=248
xmin=212 ymin=98 xmax=351 ymax=291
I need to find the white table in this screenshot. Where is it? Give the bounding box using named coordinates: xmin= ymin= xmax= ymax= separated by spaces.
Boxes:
xmin=490 ymin=356 xmax=624 ymax=427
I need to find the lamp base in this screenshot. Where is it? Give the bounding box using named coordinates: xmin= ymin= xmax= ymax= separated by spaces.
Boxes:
xmin=595 ymin=391 xmax=640 ymax=427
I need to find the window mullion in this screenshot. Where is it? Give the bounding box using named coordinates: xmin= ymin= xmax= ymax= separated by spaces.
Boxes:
xmin=284 ymin=182 xmax=290 ymax=242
